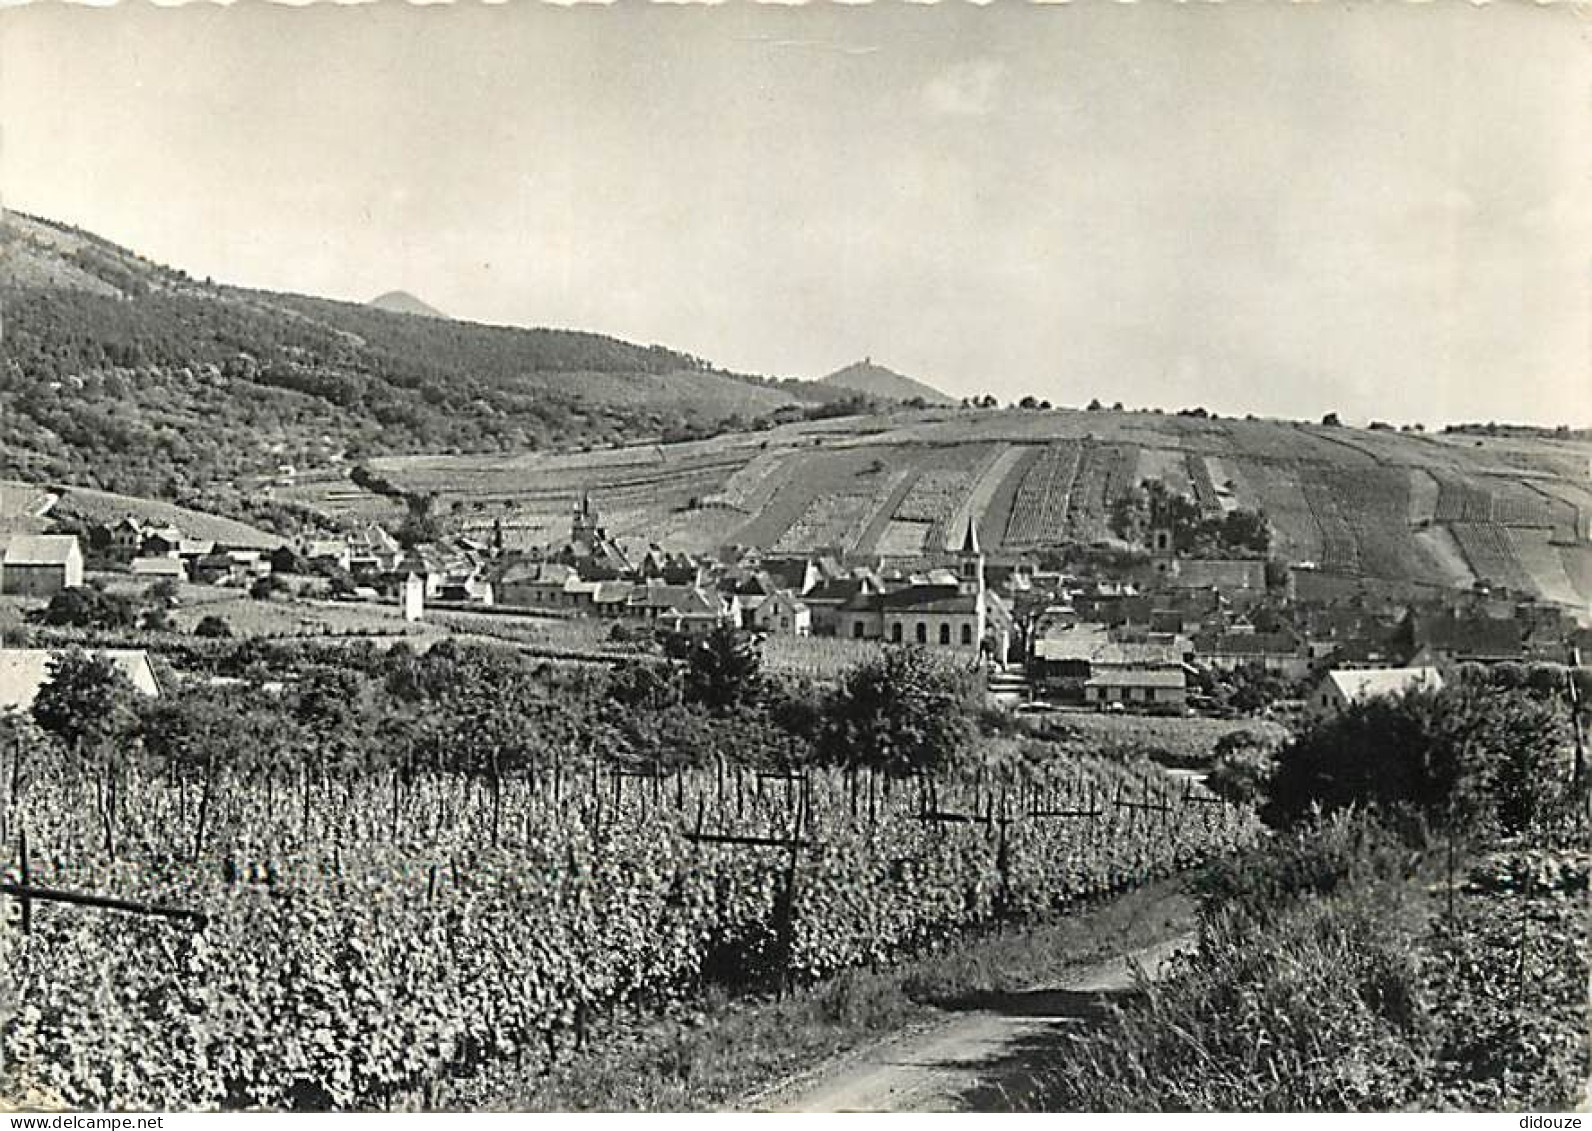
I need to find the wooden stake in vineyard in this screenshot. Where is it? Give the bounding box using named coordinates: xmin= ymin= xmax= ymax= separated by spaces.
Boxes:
xmin=4 ymin=827 xmax=209 ymax=933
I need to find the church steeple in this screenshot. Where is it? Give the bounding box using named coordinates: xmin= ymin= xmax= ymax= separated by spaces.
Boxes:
xmin=957 ymin=517 xmax=985 ymax=593
xmin=571 ymin=490 xmax=600 ymax=546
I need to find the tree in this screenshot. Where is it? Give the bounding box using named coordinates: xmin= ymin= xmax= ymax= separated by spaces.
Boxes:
xmin=36 ymin=587 xmax=138 ymax=630
xmin=1087 ymin=398 xmax=1104 ymax=411
xmin=33 ymin=649 xmax=139 ymax=753
xmin=195 ymin=614 xmax=233 ymax=638
xmin=820 ymin=647 xmax=976 ymax=775
xmin=1264 ymin=683 xmax=1566 ymax=834
xmin=607 ymin=660 xmax=683 ymax=712
xmin=1018 ymin=395 xmax=1039 ymax=410
xmin=1322 ymin=412 xmax=1342 ymax=427
xmin=396 ymin=510 xmax=443 ymax=549
xmin=1207 ymin=729 xmax=1278 ymax=807
xmin=1218 ymin=507 xmax=1272 ymax=554
xmin=145 ymin=578 xmax=181 ymax=605
xmin=679 ymin=623 xmax=764 ymax=714
xmin=32 ymin=648 xmax=142 ymax=857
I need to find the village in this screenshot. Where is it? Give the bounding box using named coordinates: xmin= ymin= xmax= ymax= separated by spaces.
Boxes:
xmin=3 ymin=482 xmax=1586 ymax=725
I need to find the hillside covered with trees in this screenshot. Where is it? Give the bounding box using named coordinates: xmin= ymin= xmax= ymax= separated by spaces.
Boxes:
xmin=0 ymin=212 xmax=836 ymax=501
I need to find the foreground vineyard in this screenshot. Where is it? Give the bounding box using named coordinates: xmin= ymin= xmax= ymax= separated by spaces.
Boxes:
xmin=2 ymin=747 xmax=1254 ymax=1110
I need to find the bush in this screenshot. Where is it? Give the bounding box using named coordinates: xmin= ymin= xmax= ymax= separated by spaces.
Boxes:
xmin=1207 ymin=743 xmax=1276 ymax=807
xmin=35 ymin=587 xmax=138 ymax=631
xmin=194 ymin=614 xmax=234 ymax=639
xmin=1026 ymin=882 xmax=1428 ymax=1110
xmin=1264 ymin=683 xmax=1566 ymax=835
xmin=144 ymin=578 xmax=181 ymax=606
xmin=1197 ymin=808 xmax=1415 ymax=931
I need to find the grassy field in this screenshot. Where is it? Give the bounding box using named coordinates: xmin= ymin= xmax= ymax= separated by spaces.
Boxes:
xmin=1034 ymin=711 xmax=1291 ymax=765
xmin=166 ymin=589 xmax=442 ymax=643
xmin=9 ymin=481 xmax=283 ymax=547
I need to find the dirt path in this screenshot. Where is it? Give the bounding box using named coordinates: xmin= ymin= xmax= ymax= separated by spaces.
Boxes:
xmin=750 ymin=932 xmax=1194 ymax=1112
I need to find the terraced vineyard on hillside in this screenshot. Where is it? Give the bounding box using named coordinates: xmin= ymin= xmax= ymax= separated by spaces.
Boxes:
xmin=339 ymin=409 xmax=1592 ymax=609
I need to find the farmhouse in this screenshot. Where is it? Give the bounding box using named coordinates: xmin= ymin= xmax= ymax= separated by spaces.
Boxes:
xmin=0 ymin=535 xmax=84 ymax=597
xmin=496 ymin=562 xmax=583 ymax=610
xmin=1028 ymin=624 xmax=1187 ymax=702
xmin=1083 ymin=667 xmax=1187 ymax=709
xmin=1309 ymin=666 xmax=1444 ymax=718
xmin=139 ymin=526 xmax=185 ymax=558
xmin=1402 ymin=612 xmax=1525 ymax=666
xmin=0 ymin=648 xmax=162 ymax=713
xmin=347 ymin=525 xmax=403 ymax=575
xmin=1190 ymin=629 xmax=1311 ymax=679
xmin=131 ymin=555 xmax=188 ymax=582
xmin=88 ymin=516 xmax=148 ymax=559
xmin=751 ymin=590 xmax=811 ymax=636
xmin=304 ymin=539 xmax=354 ymax=571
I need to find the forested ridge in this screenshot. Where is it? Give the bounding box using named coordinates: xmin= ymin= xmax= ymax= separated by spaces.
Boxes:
xmin=0 ymin=211 xmax=827 ymax=501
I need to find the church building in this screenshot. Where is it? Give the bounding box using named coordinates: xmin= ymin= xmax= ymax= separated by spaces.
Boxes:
xmin=835 ymin=520 xmax=1013 ymax=662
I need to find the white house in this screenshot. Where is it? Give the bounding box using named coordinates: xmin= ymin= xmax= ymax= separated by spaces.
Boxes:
xmin=1310 ymin=666 xmax=1444 ymax=718
xmin=752 ymin=590 xmax=811 ymax=636
xmin=0 ymin=648 xmax=163 ymax=713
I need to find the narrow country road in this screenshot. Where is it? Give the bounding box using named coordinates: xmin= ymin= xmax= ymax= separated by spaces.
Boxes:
xmin=749 ymin=933 xmax=1194 ymax=1113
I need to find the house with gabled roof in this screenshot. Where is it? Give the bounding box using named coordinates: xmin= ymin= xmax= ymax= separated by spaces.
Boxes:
xmin=1084 ymin=667 xmax=1187 ymax=710
xmin=0 ymin=648 xmax=162 ymax=713
xmin=752 ymin=589 xmax=811 ymax=636
xmin=0 ymin=534 xmax=84 ymax=597
xmin=139 ymin=526 xmax=185 ymax=558
xmin=1402 ymin=611 xmax=1525 ymax=666
xmin=1191 ymin=628 xmax=1312 ymax=679
xmin=496 ymin=561 xmax=580 ymax=609
xmin=1309 ymin=666 xmax=1444 ymax=718
xmin=625 ymin=582 xmax=735 ymax=635
xmin=390 ymin=548 xmax=450 ymax=597
xmin=1029 ymin=623 xmax=1189 ymax=701
xmin=131 ymin=555 xmax=188 ymax=582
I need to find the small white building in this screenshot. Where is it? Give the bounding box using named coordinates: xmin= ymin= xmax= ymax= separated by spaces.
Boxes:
xmin=1084 ymin=667 xmax=1188 ymax=709
xmin=1310 ymin=667 xmax=1444 ymax=718
xmin=0 ymin=648 xmax=163 ymax=713
xmin=131 ymin=555 xmax=189 ymax=582
xmin=752 ymin=591 xmax=811 ymax=636
xmin=402 ymin=573 xmax=425 ymax=622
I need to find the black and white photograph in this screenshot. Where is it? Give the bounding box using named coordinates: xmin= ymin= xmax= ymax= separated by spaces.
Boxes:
xmin=0 ymin=0 xmax=1588 ymax=1116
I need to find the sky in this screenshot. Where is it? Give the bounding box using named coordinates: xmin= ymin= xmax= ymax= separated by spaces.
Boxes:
xmin=2 ymin=1 xmax=1589 ymax=427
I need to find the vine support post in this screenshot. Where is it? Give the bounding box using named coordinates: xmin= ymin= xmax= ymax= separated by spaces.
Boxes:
xmin=1565 ymin=648 xmax=1587 ymax=819
xmin=18 ymin=826 xmax=32 ymax=934
xmin=193 ymin=753 xmax=217 ymax=865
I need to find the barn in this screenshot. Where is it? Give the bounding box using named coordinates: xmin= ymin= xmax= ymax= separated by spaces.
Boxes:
xmin=0 ymin=535 xmax=85 ymax=597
